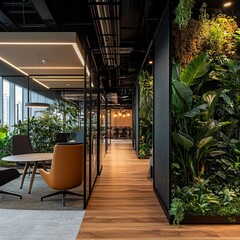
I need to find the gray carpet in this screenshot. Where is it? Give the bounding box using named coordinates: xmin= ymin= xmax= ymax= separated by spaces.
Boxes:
xmin=0 ymin=171 xmax=85 ymax=239
xmin=0 ymin=209 xmax=85 ymax=240
xmin=0 ymin=173 xmax=84 ymax=210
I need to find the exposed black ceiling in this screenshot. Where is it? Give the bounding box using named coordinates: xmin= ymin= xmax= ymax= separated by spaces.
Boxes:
xmin=0 ymin=0 xmax=167 ymax=108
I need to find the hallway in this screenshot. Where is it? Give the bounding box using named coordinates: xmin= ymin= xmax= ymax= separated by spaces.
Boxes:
xmin=77 ymin=142 xmax=240 ymax=239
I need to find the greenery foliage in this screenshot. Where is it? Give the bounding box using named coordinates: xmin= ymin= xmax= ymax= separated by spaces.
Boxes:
xmin=0 ymin=99 xmax=80 ymax=162
xmin=173 ymin=8 xmax=239 ymax=67
xmin=0 ymin=125 xmax=12 ymax=166
xmin=170 ymin=51 xmax=240 ymax=224
xmin=171 ymin=9 xmax=240 ymax=225
xmin=174 ymin=0 xmax=195 ymax=29
xmin=138 ymin=70 xmax=153 ymax=158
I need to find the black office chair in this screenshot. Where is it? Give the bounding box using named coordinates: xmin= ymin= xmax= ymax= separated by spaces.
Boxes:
xmin=120 ymin=127 xmax=128 ymax=138
xmin=12 ymin=135 xmax=41 ymax=188
xmin=113 ymin=128 xmax=119 ymax=139
xmin=12 ymin=135 xmax=35 ymax=168
xmin=0 ymin=168 xmax=22 ymax=199
xmin=55 ymin=133 xmax=70 ymax=144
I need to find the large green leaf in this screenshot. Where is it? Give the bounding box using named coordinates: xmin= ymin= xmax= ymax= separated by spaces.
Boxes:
xmin=183 ymin=104 xmax=208 ymax=118
xmin=172 ymin=132 xmax=194 ymax=151
xmin=197 ymin=136 xmax=213 ymax=149
xmin=172 ymin=86 xmax=184 ymax=115
xmin=172 ymin=64 xmax=180 ymax=82
xmin=203 ymin=121 xmax=231 ymax=138
xmin=172 ymin=80 xmax=193 ymax=110
xmin=180 ymin=52 xmax=210 ymax=87
xmin=202 ymin=89 xmax=223 ymax=119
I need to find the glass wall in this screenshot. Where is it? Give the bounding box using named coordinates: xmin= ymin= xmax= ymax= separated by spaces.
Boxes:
xmin=0 ymin=42 xmax=101 ymax=209
xmin=2 ymin=79 xmax=10 ymax=126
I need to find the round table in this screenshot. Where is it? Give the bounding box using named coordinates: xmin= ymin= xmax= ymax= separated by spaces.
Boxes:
xmin=2 ymin=153 xmax=53 ymax=194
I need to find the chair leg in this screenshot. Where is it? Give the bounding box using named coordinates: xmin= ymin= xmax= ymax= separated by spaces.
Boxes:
xmin=41 ymin=190 xmax=83 ymax=206
xmin=0 ymin=190 xmax=22 ymax=199
xmin=64 ymin=190 xmax=83 ymax=197
xmin=41 ymin=191 xmax=63 ymax=201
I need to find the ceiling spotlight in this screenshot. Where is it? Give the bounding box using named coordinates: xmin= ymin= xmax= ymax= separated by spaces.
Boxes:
xmin=223 ymin=2 xmax=232 ymax=7
xmin=41 ymin=59 xmax=47 ymax=64
xmin=148 ymin=55 xmax=153 ymax=65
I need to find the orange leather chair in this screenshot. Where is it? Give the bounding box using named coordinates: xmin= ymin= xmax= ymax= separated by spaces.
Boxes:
xmin=39 ymin=143 xmax=84 ymax=206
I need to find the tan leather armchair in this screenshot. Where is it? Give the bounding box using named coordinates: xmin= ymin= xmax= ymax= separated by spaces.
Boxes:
xmin=39 ymin=143 xmax=84 ymax=206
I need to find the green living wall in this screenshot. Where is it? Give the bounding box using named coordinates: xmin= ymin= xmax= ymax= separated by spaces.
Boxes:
xmin=170 ymin=1 xmax=240 ymax=224
xmin=138 ymin=70 xmax=153 ymax=159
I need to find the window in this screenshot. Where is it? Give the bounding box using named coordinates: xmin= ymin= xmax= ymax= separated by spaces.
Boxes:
xmin=3 ymin=80 xmax=10 ymax=126
xmin=15 ymin=85 xmax=23 ymax=123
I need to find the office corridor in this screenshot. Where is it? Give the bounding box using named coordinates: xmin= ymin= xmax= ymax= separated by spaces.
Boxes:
xmin=77 ymin=141 xmax=240 ymax=240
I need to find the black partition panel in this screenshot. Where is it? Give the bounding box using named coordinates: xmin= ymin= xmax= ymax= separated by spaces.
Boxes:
xmin=153 ymin=3 xmax=171 ymax=219
xmin=135 ymin=84 xmax=139 ymax=153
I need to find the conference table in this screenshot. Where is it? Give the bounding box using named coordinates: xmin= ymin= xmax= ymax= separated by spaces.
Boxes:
xmin=2 ymin=153 xmax=53 ymax=194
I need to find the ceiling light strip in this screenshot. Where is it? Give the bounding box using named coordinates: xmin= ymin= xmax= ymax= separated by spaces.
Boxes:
xmin=0 ymin=57 xmax=28 ymax=76
xmin=36 ymin=79 xmax=84 ymax=82
xmin=72 ymin=43 xmax=90 ymax=76
xmin=32 ymin=78 xmax=50 ymax=89
xmin=19 ymin=67 xmax=84 ymax=70
xmin=0 ymin=57 xmax=49 ymax=89
xmin=0 ymin=42 xmax=74 ymax=45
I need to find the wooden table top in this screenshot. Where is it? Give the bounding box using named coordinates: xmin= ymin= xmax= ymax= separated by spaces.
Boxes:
xmin=2 ymin=153 xmax=53 ymax=162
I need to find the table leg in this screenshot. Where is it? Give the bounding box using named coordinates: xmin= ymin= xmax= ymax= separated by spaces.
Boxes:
xmin=28 ymin=161 xmax=39 ymax=194
xmin=42 ymin=161 xmax=47 ymax=170
xmin=20 ymin=162 xmax=30 ymax=189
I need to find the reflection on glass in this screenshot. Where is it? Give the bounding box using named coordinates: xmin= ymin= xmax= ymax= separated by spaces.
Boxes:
xmin=3 ymin=80 xmax=10 ymax=125
xmin=15 ymin=85 xmax=23 ymax=123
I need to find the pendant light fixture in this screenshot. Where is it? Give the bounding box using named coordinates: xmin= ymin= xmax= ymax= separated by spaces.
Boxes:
xmin=25 ymin=53 xmax=50 ymax=109
xmin=25 ymin=102 xmax=50 ymax=108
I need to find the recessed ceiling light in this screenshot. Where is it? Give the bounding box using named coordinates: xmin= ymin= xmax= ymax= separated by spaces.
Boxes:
xmin=224 ymin=2 xmax=232 ymax=7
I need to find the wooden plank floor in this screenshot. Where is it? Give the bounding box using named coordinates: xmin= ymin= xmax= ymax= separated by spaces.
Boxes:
xmin=77 ymin=142 xmax=240 ymax=239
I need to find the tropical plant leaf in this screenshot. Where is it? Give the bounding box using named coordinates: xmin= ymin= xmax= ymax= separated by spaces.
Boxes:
xmin=172 ymin=86 xmax=184 ymax=115
xmin=172 ymin=63 xmax=180 ymax=81
xmin=197 ymin=136 xmax=213 ymax=149
xmin=202 ymin=91 xmax=217 ymax=106
xmin=172 ymin=80 xmax=193 ymax=110
xmin=203 ymin=121 xmax=231 ymax=138
xmin=172 ymin=132 xmax=194 ymax=151
xmin=202 ymin=89 xmax=223 ymax=119
xmin=180 ymin=52 xmax=210 ymax=87
xmin=209 ymin=150 xmax=226 ymax=156
xmin=183 ymin=104 xmax=208 ymax=118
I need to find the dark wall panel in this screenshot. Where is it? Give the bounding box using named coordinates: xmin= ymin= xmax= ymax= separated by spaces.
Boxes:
xmin=153 ymin=3 xmax=170 ymax=215
xmin=134 ymin=84 xmax=139 ymax=153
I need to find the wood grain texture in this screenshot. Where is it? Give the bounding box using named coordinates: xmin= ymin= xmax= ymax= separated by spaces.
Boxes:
xmin=77 ymin=142 xmax=240 ymax=239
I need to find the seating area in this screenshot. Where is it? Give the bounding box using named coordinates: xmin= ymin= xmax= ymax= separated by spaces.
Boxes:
xmin=111 ymin=127 xmax=132 ymax=139
xmin=1 ymin=135 xmax=85 ymax=207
